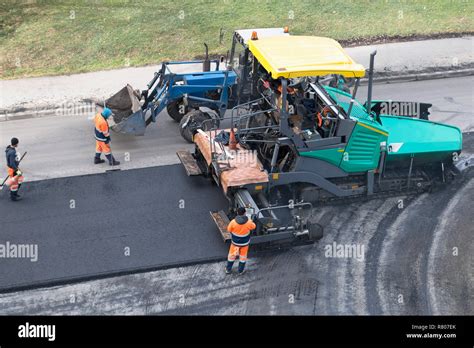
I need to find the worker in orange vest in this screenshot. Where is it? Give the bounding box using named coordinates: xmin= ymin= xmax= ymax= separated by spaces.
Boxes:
xmin=226 ymin=207 xmax=256 ymax=275
xmin=5 ymin=137 xmax=24 ymax=201
xmin=94 ymin=107 xmax=120 ymax=166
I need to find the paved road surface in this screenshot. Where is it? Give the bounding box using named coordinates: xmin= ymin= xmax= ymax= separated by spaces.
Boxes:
xmin=358 ymin=76 xmax=474 ymax=132
xmin=0 ymin=108 xmax=192 ymax=182
xmin=0 ymin=165 xmax=228 ymax=292
xmin=0 ymin=168 xmax=471 ymax=314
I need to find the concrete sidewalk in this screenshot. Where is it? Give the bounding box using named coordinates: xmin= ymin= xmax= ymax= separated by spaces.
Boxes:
xmin=1 ymin=36 xmax=473 ymax=117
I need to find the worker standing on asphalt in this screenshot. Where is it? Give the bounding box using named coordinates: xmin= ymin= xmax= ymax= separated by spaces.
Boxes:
xmin=5 ymin=137 xmax=24 ymax=202
xmin=94 ymin=107 xmax=120 ymax=166
xmin=226 ymin=207 xmax=256 ymax=275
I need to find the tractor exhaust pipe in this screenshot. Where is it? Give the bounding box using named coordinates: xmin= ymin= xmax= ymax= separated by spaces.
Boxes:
xmin=203 ymin=43 xmax=211 ymax=72
xmin=366 ymin=50 xmax=377 ymax=116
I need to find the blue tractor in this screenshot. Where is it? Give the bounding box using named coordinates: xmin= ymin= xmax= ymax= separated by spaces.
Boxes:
xmin=104 ymin=28 xmax=290 ymax=142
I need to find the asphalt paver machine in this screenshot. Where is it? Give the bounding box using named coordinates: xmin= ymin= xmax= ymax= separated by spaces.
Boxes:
xmin=179 ymin=33 xmax=465 ymax=248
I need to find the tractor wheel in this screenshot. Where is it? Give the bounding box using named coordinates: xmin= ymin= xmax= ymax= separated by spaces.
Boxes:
xmin=179 ymin=109 xmax=216 ymax=143
xmin=167 ymin=99 xmax=188 ymax=122
xmin=307 ymin=221 xmax=324 ymax=241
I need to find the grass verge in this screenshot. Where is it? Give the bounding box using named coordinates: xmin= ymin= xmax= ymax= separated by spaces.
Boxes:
xmin=1 ymin=0 xmax=473 ymax=79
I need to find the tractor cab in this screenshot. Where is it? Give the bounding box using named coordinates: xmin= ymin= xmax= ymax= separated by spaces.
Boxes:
xmin=245 ymin=35 xmax=366 ymax=124
xmin=228 ymin=27 xmax=290 ymax=103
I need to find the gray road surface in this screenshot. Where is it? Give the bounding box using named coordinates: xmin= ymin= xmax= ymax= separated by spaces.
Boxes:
xmin=358 ymin=76 xmax=474 ymax=132
xmin=0 ymin=107 xmax=193 ymax=181
xmin=0 ymin=169 xmax=471 ymax=314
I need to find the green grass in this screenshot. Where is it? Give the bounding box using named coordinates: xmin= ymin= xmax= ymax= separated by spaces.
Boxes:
xmin=1 ymin=0 xmax=472 ymax=79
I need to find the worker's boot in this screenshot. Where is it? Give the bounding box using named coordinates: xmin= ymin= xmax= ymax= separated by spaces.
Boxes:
xmin=225 ymin=261 xmax=234 ymax=274
xmin=94 ymin=155 xmax=105 ymax=164
xmin=10 ymin=191 xmax=21 ymax=201
xmin=106 ymin=154 xmax=120 ymax=166
xmin=238 ymin=262 xmax=246 ymax=275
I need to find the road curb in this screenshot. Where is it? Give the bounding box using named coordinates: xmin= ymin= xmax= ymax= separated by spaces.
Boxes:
xmin=0 ymin=102 xmax=95 ymax=122
xmin=362 ymin=67 xmax=474 ymax=85
xmin=1 ymin=68 xmax=473 ymax=121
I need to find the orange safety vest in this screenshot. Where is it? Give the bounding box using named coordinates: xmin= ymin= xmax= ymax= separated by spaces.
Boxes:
xmin=227 ymin=216 xmax=256 ymax=246
xmin=94 ymin=113 xmax=110 ymax=142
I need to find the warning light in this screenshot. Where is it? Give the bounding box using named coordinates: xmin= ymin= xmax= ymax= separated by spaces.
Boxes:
xmin=251 ymin=31 xmax=258 ymax=40
xmin=283 ymin=26 xmax=289 ymax=33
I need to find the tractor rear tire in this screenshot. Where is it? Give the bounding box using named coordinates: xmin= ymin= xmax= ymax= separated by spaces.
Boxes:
xmin=179 ymin=109 xmax=215 ymax=143
xmin=167 ymin=99 xmax=188 ymax=122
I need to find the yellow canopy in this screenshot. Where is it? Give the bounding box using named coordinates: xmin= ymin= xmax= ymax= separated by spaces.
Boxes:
xmin=248 ymin=36 xmax=366 ymax=79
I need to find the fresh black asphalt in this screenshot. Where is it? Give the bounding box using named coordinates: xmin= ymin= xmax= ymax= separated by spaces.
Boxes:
xmin=0 ymin=164 xmax=229 ymax=292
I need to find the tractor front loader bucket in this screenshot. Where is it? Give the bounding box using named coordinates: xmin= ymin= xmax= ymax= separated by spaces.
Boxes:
xmin=102 ymin=84 xmax=147 ymax=136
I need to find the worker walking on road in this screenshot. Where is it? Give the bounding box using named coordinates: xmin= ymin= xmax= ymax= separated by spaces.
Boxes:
xmin=94 ymin=107 xmax=120 ymax=166
xmin=226 ymin=207 xmax=256 ymax=275
xmin=5 ymin=137 xmax=24 ymax=202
